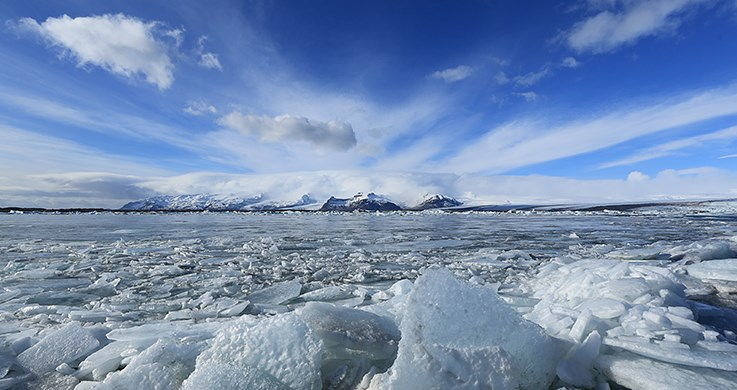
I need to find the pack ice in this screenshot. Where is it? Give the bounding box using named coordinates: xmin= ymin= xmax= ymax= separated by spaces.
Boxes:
xmin=3 ymin=244 xmax=737 ymax=388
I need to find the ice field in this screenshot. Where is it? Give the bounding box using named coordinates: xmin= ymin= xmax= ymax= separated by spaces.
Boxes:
xmin=2 ymin=209 xmax=737 ymax=389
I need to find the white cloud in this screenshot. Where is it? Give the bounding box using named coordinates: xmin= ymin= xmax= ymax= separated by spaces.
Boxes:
xmin=429 ymin=65 xmax=474 ymax=82
xmin=515 ymin=66 xmax=551 ymax=86
xmin=562 ymin=57 xmax=581 ymax=68
xmin=184 ymin=99 xmax=217 ymax=115
xmin=199 ymin=53 xmax=222 ymax=70
xmin=514 ymin=92 xmax=539 ymax=102
xmin=601 ymin=125 xmax=737 ymax=168
xmin=438 ymin=85 xmax=737 ymax=174
xmin=218 ymin=112 xmax=358 ymax=151
xmin=18 ymin=14 xmax=177 ymax=89
xmin=494 ymin=72 xmax=510 ymax=85
xmin=720 ymin=154 xmax=737 ymax=159
xmin=627 ymin=170 xmax=650 ymax=181
xmin=567 ymin=0 xmax=705 ymax=53
xmin=196 ymin=36 xmax=222 ymax=70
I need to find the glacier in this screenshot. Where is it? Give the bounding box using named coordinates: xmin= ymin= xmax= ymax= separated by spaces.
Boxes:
xmin=2 ymin=208 xmax=737 ymax=389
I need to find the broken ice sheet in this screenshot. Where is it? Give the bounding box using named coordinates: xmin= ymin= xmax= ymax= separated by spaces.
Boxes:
xmin=16 ymin=322 xmax=100 ymax=376
xmin=247 ymin=280 xmax=302 ymax=305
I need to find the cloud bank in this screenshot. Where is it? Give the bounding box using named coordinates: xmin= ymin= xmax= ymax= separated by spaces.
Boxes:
xmin=2 ymin=169 xmax=736 ymax=209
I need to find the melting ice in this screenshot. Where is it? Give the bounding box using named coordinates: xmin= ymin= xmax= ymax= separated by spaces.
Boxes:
xmin=2 ymin=209 xmax=737 ymax=389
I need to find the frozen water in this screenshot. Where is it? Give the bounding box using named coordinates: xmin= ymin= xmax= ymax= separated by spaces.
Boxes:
xmin=3 ymin=210 xmax=737 ymax=388
xmin=247 ymin=280 xmax=302 ymax=305
xmin=687 ymin=259 xmax=737 ymax=282
xmin=369 ymin=268 xmax=559 ymax=389
xmin=596 ymin=351 xmax=737 ymax=390
xmin=182 ymin=314 xmax=322 ymax=390
xmin=16 ymin=322 xmax=99 ymax=376
xmin=556 ymin=331 xmax=601 ymax=388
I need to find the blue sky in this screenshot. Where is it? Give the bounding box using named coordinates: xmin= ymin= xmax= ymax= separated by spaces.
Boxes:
xmin=2 ymin=0 xmax=737 ymax=206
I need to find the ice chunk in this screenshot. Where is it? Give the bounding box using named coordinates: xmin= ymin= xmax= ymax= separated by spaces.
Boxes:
xmin=25 ymin=371 xmax=79 ymax=390
xmin=687 ymin=259 xmax=737 ymax=282
xmin=105 ymin=321 xmax=222 ymax=343
xmin=181 ymin=361 xmax=291 ymax=390
xmin=369 ymin=268 xmax=558 ymax=390
xmin=182 ymin=313 xmax=323 ymax=390
xmin=92 ymin=339 xmax=205 ymax=389
xmin=596 ymin=351 xmax=737 ymax=390
xmin=16 ymin=323 xmax=100 ymax=376
xmin=299 ymin=286 xmax=356 ymax=302
xmin=556 ymin=331 xmax=601 ymax=388
xmin=583 ymin=298 xmax=626 ymax=319
xmin=569 ymin=309 xmax=592 ymax=343
xmin=371 ymin=343 xmax=519 ymax=390
xmin=247 ymin=280 xmax=302 ymax=305
xmin=603 ymin=336 xmax=737 ymax=370
xmin=218 ymin=301 xmax=249 ymax=317
xmin=75 ymin=340 xmax=155 ymax=381
xmin=299 ymin=302 xmax=398 ymax=387
xmin=0 ymin=349 xmax=13 ymax=378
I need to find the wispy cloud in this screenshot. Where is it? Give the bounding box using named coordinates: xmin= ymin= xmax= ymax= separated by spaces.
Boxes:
xmin=514 ymin=91 xmax=539 ymax=102
xmin=429 ymin=65 xmax=474 ymax=82
xmin=566 ymin=0 xmax=706 ymax=53
xmin=600 ymin=125 xmax=737 ymax=168
xmin=195 ymin=36 xmax=222 ymax=71
xmin=16 ymin=14 xmax=178 ymax=89
xmin=562 ymin=57 xmax=581 ymax=68
xmin=515 ymin=66 xmax=551 ymax=86
xmin=438 ymin=85 xmax=737 ymax=173
xmin=184 ymin=99 xmax=217 ymax=116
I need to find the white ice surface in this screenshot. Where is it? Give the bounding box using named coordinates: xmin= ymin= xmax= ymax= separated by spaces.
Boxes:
xmin=369 ymin=268 xmax=559 ymax=390
xmin=16 ymin=323 xmax=99 ymax=376
xmin=596 ymin=351 xmax=737 ymax=390
xmin=182 ymin=314 xmax=323 ymax=390
xmin=687 ymin=259 xmax=737 ymax=282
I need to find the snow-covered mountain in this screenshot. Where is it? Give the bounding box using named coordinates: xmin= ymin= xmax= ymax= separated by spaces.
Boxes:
xmin=120 ymin=192 xmax=465 ymax=212
xmin=412 ymin=194 xmax=463 ymax=210
xmin=319 ymin=192 xmax=401 ymax=211
xmin=120 ymin=194 xmax=316 ymax=211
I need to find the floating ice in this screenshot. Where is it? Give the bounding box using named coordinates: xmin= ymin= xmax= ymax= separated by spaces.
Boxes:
xmin=687 ymin=259 xmax=737 ymax=282
xmin=596 ymin=351 xmax=737 ymax=390
xmin=247 ymin=280 xmax=302 ymax=305
xmin=369 ymin=268 xmax=559 ymax=390
xmin=556 ymin=331 xmax=601 ymax=388
xmin=88 ymin=338 xmax=206 ymax=389
xmin=16 ymin=322 xmax=100 ymax=376
xmin=182 ymin=314 xmax=323 ymax=390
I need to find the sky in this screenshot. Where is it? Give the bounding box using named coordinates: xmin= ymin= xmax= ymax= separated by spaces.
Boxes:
xmin=2 ymin=0 xmax=737 ymax=207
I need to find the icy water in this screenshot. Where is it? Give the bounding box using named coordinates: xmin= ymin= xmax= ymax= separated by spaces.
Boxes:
xmin=1 ymin=211 xmax=735 ymax=323
xmin=3 ymin=210 xmax=737 ymax=389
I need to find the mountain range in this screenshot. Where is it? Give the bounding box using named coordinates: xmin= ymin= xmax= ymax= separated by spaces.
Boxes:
xmin=120 ymin=193 xmax=462 ymax=211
